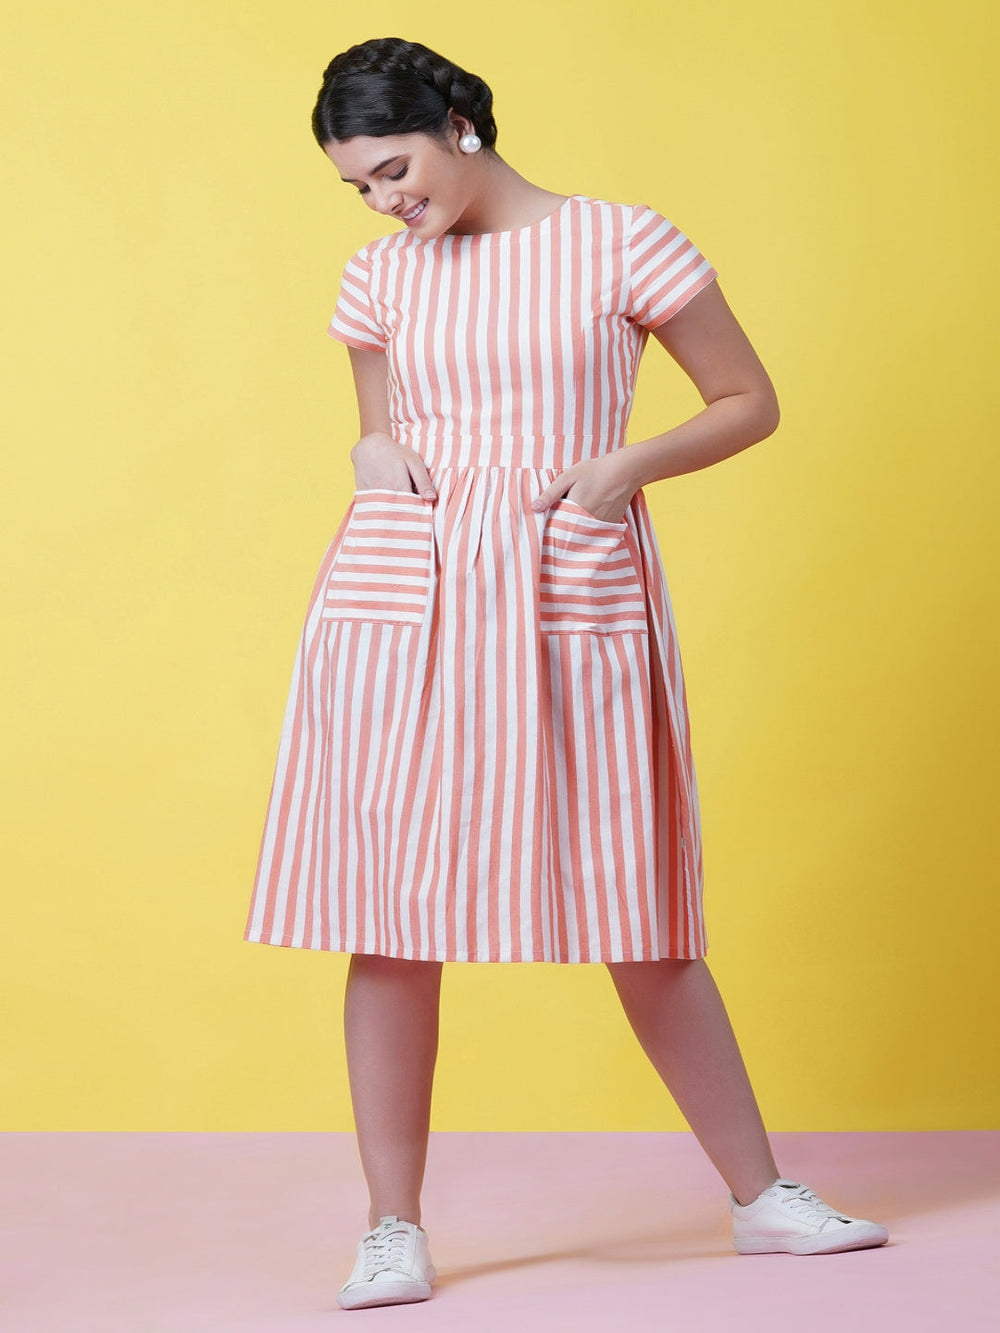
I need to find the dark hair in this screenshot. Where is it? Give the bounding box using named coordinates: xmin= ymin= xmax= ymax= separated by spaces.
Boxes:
xmin=311 ymin=36 xmax=499 ymax=156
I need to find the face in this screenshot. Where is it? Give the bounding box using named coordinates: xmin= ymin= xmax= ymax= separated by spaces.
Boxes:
xmin=323 ymin=121 xmax=475 ymax=237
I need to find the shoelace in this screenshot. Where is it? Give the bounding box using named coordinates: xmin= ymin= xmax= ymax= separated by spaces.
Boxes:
xmin=360 ymin=1223 xmax=411 ymax=1277
xmin=775 ymin=1184 xmax=850 ymax=1227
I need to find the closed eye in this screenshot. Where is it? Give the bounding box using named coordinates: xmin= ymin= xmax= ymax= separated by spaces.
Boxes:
xmin=357 ymin=166 xmax=407 ymax=196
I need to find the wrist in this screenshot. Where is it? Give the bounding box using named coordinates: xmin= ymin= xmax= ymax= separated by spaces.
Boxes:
xmin=617 ymin=440 xmax=655 ymax=492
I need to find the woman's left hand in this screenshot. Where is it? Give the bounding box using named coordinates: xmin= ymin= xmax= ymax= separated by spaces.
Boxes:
xmin=530 ymin=452 xmax=639 ymax=524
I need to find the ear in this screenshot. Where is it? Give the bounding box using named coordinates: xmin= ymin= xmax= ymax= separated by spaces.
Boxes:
xmin=447 ymin=109 xmax=471 ymax=139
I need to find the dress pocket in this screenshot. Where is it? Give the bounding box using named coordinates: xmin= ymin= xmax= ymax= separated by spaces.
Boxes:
xmin=538 ymin=497 xmax=648 ymax=635
xmin=320 ymin=489 xmax=434 ymax=626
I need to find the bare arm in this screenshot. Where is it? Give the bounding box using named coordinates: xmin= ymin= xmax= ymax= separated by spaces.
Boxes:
xmin=345 ymin=344 xmax=392 ymax=439
xmin=620 ymin=281 xmax=780 ymax=489
xmin=343 ymin=345 xmax=436 ymax=496
xmin=531 ymin=280 xmax=780 ymax=519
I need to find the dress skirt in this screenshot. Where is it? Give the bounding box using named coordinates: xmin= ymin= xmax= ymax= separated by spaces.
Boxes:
xmin=243 ymin=460 xmax=706 ymax=963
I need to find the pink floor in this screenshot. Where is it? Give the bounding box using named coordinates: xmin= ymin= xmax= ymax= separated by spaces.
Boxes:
xmin=3 ymin=1131 xmax=996 ymax=1331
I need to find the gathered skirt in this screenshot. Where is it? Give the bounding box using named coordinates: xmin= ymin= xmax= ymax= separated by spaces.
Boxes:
xmin=243 ymin=462 xmax=706 ymax=962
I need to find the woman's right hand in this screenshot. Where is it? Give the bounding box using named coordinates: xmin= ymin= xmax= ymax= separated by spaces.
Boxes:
xmin=350 ymin=432 xmax=437 ymax=499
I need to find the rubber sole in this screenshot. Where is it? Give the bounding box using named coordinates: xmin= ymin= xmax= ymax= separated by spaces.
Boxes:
xmin=734 ymin=1227 xmax=889 ymax=1256
xmin=337 ymin=1264 xmax=437 ymax=1310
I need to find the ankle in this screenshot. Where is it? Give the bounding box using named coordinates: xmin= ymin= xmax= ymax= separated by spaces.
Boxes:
xmin=732 ymin=1174 xmax=782 ymax=1207
xmin=368 ymin=1211 xmax=421 ymax=1230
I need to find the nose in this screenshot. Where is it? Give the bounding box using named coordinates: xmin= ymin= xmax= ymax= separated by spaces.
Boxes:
xmin=369 ymin=191 xmax=400 ymax=217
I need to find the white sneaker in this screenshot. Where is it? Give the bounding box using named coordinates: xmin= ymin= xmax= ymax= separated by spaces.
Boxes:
xmin=730 ymin=1177 xmax=889 ymax=1255
xmin=336 ymin=1214 xmax=438 ymax=1310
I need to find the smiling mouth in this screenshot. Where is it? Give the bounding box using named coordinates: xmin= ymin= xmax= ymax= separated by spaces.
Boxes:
xmin=401 ymin=199 xmax=428 ymax=222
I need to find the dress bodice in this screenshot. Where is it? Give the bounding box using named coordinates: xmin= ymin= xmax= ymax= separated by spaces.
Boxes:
xmin=329 ymin=194 xmax=718 ymax=473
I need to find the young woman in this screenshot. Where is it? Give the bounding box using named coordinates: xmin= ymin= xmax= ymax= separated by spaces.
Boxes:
xmin=244 ymin=36 xmax=889 ymax=1310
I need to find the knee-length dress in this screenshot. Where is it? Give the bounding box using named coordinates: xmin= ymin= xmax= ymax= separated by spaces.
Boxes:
xmin=243 ymin=193 xmax=719 ymax=963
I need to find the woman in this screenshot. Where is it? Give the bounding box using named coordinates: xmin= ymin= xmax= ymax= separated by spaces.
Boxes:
xmin=243 ymin=36 xmax=889 ymax=1310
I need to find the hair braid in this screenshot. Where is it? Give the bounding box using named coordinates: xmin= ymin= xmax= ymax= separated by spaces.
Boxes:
xmin=312 ymin=37 xmax=498 ymax=153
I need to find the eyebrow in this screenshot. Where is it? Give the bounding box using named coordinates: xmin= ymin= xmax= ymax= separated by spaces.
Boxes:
xmin=339 ymin=155 xmax=404 ymax=184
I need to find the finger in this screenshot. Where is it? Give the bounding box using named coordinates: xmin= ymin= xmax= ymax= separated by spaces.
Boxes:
xmin=410 ymin=469 xmax=436 ymax=499
xmin=531 ymin=488 xmax=566 ymax=512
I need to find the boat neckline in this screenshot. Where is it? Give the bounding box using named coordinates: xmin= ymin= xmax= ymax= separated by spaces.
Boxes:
xmin=413 ymin=194 xmax=583 ymax=242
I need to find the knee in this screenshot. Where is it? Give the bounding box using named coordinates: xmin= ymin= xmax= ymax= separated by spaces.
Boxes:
xmin=605 ymin=956 xmax=705 ymax=987
xmin=605 ymin=956 xmax=702 ymax=972
xmin=350 ymin=952 xmax=444 ymax=978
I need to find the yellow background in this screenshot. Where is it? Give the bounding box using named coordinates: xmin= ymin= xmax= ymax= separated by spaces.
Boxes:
xmin=3 ymin=1 xmax=997 ymax=1131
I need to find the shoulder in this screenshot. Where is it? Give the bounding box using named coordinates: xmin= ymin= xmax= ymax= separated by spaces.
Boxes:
xmin=573 ymin=195 xmax=690 ymax=227
xmin=568 ymin=194 xmax=637 ymax=228
xmin=567 ymin=196 xmax=676 ymax=247
xmin=341 ymin=229 xmax=411 ymax=272
xmin=569 ymin=195 xmax=656 ymax=220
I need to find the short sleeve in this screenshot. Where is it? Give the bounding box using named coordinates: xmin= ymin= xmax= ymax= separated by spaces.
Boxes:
xmin=627 ymin=203 xmax=718 ymax=329
xmin=327 ymin=242 xmax=389 ymax=350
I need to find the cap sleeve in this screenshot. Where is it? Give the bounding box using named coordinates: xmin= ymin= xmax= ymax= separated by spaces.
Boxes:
xmin=327 ymin=242 xmax=389 ymax=350
xmin=627 ymin=203 xmax=718 ymax=329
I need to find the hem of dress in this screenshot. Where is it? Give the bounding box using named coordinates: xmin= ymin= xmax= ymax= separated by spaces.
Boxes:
xmin=326 ymin=326 xmax=388 ymax=351
xmin=243 ymin=935 xmax=707 ymax=963
xmin=642 ymin=270 xmax=719 ymax=328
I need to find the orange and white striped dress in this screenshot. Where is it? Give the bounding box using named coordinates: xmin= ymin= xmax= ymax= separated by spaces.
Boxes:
xmin=244 ymin=194 xmax=718 ymax=962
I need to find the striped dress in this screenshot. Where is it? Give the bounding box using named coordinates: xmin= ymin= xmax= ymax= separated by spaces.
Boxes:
xmin=243 ymin=193 xmax=719 ymax=962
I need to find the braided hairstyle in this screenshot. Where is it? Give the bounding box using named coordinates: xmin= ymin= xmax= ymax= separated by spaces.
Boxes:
xmin=311 ymin=37 xmax=499 ymax=156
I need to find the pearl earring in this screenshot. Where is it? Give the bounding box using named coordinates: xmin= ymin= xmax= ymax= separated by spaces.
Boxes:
xmin=458 ymin=133 xmax=481 ymax=153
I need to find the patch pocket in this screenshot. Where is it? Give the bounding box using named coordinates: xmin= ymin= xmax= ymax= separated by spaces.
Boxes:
xmin=320 ymin=489 xmax=434 ymax=626
xmin=538 ymin=497 xmax=648 ymax=635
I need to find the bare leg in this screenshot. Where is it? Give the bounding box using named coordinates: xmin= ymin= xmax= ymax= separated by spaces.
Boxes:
xmin=343 ymin=953 xmax=444 ymax=1230
xmin=605 ymin=958 xmax=780 ymax=1206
